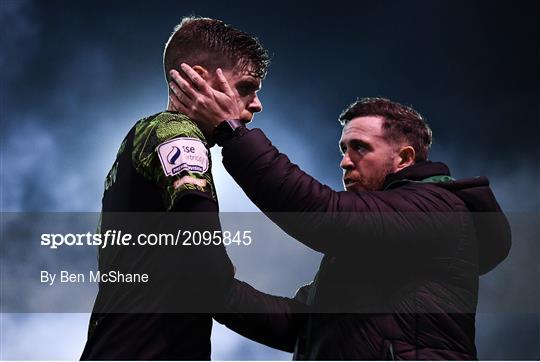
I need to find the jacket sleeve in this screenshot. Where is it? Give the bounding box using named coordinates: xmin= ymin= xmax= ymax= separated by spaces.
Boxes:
xmin=222 ymin=129 xmax=342 ymax=213
xmin=220 ymin=129 xmax=440 ymax=256
xmin=214 ymin=279 xmax=309 ymax=352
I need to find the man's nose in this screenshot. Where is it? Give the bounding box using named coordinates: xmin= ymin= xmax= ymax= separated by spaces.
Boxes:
xmin=248 ymin=95 xmax=263 ymax=114
xmin=340 ymin=152 xmax=354 ymax=170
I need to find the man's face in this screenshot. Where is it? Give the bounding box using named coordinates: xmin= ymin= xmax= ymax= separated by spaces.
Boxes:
xmin=209 ymin=69 xmax=263 ymax=123
xmin=339 ymin=116 xmax=400 ymax=192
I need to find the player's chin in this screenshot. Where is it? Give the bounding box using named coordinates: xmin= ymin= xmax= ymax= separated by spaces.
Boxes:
xmin=240 ymin=112 xmax=254 ymax=124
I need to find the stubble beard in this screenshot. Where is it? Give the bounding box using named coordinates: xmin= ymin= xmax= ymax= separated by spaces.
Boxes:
xmin=364 ymin=159 xmax=396 ymax=191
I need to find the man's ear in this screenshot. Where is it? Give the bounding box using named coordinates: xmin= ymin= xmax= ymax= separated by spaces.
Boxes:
xmin=191 ymin=65 xmax=209 ymax=80
xmin=396 ymin=146 xmax=416 ymax=171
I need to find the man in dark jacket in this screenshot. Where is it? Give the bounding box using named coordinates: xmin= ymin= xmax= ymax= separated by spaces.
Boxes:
xmin=169 ymin=71 xmax=511 ymax=359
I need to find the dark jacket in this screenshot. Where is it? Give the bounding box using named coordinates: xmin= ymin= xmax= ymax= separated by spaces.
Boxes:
xmin=215 ymin=128 xmax=511 ymax=360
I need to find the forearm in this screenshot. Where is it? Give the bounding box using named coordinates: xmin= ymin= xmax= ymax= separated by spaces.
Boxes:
xmin=214 ymin=279 xmax=305 ymax=352
xmin=221 ymin=128 xmax=339 ymax=213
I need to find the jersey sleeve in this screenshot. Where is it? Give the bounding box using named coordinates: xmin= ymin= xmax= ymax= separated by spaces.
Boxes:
xmin=132 ymin=112 xmax=217 ymax=210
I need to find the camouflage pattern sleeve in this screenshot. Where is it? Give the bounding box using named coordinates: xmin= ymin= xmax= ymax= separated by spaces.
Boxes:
xmin=132 ymin=112 xmax=217 ymax=210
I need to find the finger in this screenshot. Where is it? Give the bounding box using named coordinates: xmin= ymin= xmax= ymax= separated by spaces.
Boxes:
xmin=169 ymin=83 xmax=190 ymax=110
xmin=169 ymin=70 xmax=196 ymax=100
xmin=169 ymin=93 xmax=190 ymax=115
xmin=180 ymin=63 xmax=210 ymax=92
xmin=170 ymin=70 xmax=197 ymax=99
xmin=168 ymin=90 xmax=181 ymax=109
xmin=216 ymin=68 xmax=235 ymax=97
xmin=169 ymin=81 xmax=192 ymax=106
xmin=169 ymin=80 xmax=181 ymax=99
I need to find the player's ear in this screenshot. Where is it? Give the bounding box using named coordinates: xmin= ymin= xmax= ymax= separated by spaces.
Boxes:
xmin=396 ymin=145 xmax=416 ymax=171
xmin=191 ymin=65 xmax=210 ymax=80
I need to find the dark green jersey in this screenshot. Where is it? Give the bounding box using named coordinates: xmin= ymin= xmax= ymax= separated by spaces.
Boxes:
xmin=82 ymin=111 xmax=233 ymax=360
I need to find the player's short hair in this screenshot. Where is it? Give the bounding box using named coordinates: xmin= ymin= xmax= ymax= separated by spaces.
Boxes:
xmin=163 ymin=17 xmax=269 ymax=82
xmin=339 ymin=97 xmax=432 ymax=162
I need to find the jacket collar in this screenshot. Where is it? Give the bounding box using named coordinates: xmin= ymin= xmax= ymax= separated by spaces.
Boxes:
xmin=382 ymin=161 xmax=451 ymax=190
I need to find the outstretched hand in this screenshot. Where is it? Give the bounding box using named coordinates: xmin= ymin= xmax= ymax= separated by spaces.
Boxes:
xmin=168 ymin=63 xmax=241 ymax=138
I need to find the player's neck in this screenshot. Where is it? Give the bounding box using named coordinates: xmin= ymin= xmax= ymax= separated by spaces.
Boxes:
xmin=166 ymin=99 xmax=175 ymax=112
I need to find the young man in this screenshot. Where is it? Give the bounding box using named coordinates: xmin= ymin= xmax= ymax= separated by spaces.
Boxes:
xmin=81 ymin=17 xmax=268 ymax=360
xmin=168 ymin=73 xmax=511 ymax=360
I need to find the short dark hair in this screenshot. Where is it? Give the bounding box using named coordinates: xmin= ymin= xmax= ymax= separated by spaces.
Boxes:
xmin=163 ymin=17 xmax=270 ymax=82
xmin=339 ymin=97 xmax=432 ymax=162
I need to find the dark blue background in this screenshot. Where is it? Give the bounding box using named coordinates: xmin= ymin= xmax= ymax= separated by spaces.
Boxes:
xmin=1 ymin=0 xmax=538 ymax=360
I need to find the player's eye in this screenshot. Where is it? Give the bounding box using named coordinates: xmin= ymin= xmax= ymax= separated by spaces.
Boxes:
xmin=236 ymin=82 xmax=258 ymax=97
xmin=238 ymin=87 xmax=250 ymax=97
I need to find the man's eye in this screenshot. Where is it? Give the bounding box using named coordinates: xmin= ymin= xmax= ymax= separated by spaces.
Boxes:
xmin=352 ymin=142 xmax=369 ymax=152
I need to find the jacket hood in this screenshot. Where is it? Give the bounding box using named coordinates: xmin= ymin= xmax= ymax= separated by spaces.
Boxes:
xmin=385 ymin=161 xmax=511 ymax=275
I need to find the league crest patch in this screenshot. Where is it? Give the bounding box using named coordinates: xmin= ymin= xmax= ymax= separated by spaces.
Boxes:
xmin=156 ymin=137 xmax=209 ymax=176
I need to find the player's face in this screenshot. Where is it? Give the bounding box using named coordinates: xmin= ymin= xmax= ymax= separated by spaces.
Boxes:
xmin=339 ymin=116 xmax=400 ymax=192
xmin=209 ymin=69 xmax=263 ymax=123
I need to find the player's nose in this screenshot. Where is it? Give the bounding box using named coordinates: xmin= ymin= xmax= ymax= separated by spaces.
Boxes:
xmin=248 ymin=95 xmax=263 ymax=114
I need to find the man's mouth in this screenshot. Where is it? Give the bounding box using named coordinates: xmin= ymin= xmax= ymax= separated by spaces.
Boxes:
xmin=344 ymin=178 xmax=358 ymax=189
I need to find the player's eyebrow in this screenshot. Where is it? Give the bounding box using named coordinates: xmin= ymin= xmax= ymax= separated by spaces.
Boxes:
xmin=239 ymin=79 xmax=261 ymax=90
xmin=238 ymin=75 xmax=261 ymax=89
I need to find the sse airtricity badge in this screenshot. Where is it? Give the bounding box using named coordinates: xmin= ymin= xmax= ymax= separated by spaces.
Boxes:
xmin=156 ymin=137 xmax=209 ymax=176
